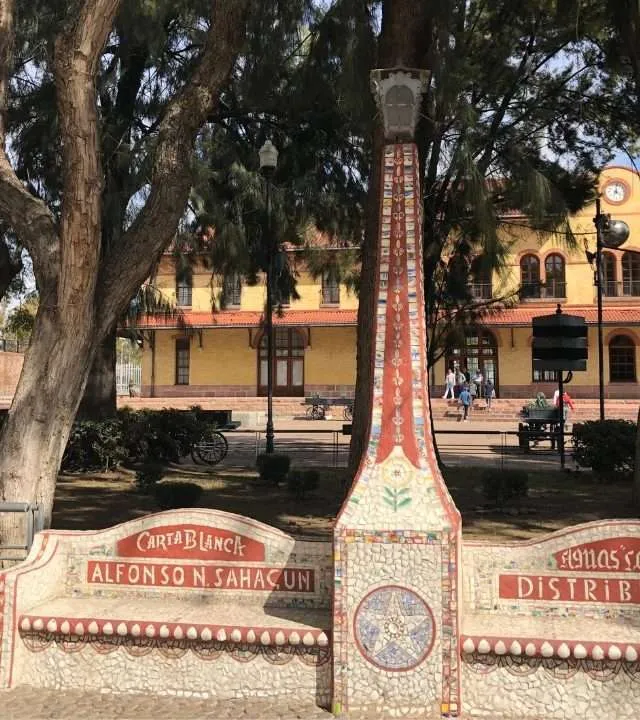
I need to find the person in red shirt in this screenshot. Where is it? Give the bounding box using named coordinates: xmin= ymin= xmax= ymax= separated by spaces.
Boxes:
xmin=553 ymin=389 xmax=575 ymax=427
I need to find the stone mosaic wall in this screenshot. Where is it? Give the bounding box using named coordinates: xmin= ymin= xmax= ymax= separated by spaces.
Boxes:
xmin=333 ymin=143 xmax=462 ymax=717
xmin=1 ymin=510 xmax=332 ymax=705
xmin=460 ymin=520 xmax=640 ymax=718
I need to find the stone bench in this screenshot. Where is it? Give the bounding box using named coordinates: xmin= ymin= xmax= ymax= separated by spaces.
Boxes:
xmin=1 ymin=509 xmax=333 ymax=705
xmin=460 ymin=520 xmax=640 ymax=718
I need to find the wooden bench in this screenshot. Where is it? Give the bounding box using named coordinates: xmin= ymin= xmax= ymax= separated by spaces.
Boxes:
xmin=460 ymin=521 xmax=640 ymax=717
xmin=0 ymin=509 xmax=332 ymax=705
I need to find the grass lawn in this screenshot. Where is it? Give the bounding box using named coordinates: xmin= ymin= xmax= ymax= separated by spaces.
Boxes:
xmin=50 ymin=463 xmax=638 ymax=542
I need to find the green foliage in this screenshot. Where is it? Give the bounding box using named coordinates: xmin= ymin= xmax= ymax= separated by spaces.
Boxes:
xmin=287 ymin=468 xmax=320 ymax=500
xmin=572 ymin=420 xmax=636 ymax=479
xmin=154 ymin=481 xmax=203 ymax=510
xmin=62 ymin=419 xmax=126 ymax=472
xmin=256 ymin=453 xmax=291 ymax=485
xmin=481 ymin=469 xmax=529 ymax=509
xmin=135 ymin=461 xmax=166 ymax=493
xmin=61 ymin=407 xmax=213 ymax=472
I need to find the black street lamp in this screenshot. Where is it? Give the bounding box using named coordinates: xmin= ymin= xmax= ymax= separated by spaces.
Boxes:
xmin=259 ymin=139 xmax=278 ymax=454
xmin=590 ymin=197 xmax=630 ymax=421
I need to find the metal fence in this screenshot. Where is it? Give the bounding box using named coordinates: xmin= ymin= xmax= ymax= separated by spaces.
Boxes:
xmin=213 ymin=428 xmax=572 ymax=472
xmin=116 ymin=362 xmax=142 ymax=395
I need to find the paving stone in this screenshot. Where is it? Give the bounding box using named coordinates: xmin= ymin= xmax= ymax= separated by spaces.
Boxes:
xmin=2 ymin=686 xmax=332 ymax=720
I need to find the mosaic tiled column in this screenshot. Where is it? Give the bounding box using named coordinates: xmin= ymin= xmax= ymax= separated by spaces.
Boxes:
xmin=333 ymin=142 xmax=462 ymax=717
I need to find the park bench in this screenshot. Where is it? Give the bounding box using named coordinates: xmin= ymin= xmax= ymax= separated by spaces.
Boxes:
xmin=460 ymin=520 xmax=640 ymax=715
xmin=303 ymin=396 xmax=353 ymax=420
xmin=0 ymin=509 xmax=332 ymax=704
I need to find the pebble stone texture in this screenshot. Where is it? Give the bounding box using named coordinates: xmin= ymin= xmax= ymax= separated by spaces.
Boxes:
xmin=460 ymin=520 xmax=640 ymax=718
xmin=333 ymin=141 xmax=462 ymax=718
xmin=0 ymin=510 xmax=333 ymax=706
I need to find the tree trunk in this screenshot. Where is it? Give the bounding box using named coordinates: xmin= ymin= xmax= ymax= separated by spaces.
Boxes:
xmin=0 ymin=302 xmax=96 ymax=549
xmin=348 ymin=128 xmax=382 ymax=475
xmin=76 ymin=329 xmax=117 ymax=419
xmin=348 ymin=0 xmax=434 ymax=474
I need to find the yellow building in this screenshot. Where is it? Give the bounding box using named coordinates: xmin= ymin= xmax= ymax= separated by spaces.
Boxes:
xmin=138 ymin=166 xmax=640 ymax=400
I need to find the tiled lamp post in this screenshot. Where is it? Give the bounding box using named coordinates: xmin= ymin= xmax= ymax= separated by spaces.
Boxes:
xmin=332 ymin=68 xmax=463 ymax=718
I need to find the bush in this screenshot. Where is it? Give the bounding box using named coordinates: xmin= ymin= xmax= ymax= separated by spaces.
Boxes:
xmin=287 ymin=469 xmax=320 ymax=500
xmin=60 ymin=408 xmax=214 ymax=473
xmin=135 ymin=461 xmax=166 ymax=492
xmin=572 ymin=420 xmax=636 ymax=479
xmin=154 ymin=481 xmax=203 ymax=510
xmin=62 ymin=419 xmax=125 ymax=472
xmin=481 ymin=468 xmax=529 ymax=508
xmin=256 ymin=453 xmax=291 ymax=485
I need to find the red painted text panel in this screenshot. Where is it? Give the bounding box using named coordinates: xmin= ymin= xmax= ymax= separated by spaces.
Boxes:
xmin=88 ymin=561 xmax=314 ymax=592
xmin=499 ymin=574 xmax=640 ymax=604
xmin=116 ymin=525 xmax=265 ymax=562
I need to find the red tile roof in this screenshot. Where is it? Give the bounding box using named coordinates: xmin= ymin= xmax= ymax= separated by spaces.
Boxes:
xmin=482 ymin=305 xmax=640 ymax=327
xmin=132 ymin=304 xmax=640 ymax=331
xmin=133 ymin=309 xmax=358 ymax=329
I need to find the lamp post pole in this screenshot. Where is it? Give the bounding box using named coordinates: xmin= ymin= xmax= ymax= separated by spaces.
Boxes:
xmin=594 ymin=196 xmax=605 ymax=421
xmin=259 ymin=140 xmax=278 ymax=454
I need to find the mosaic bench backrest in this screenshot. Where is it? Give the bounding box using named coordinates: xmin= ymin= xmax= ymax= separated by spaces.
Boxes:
xmin=29 ymin=510 xmax=332 ymax=610
xmin=462 ymin=520 xmax=640 ymax=622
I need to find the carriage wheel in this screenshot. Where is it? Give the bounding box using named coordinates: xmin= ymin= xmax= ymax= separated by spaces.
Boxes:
xmin=194 ymin=432 xmax=229 ymax=465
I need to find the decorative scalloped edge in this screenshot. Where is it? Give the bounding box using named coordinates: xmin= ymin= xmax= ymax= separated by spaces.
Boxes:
xmin=460 ymin=635 xmax=640 ymax=662
xmin=18 ymin=615 xmax=330 ymax=648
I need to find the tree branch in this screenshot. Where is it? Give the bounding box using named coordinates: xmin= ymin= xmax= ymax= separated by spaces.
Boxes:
xmin=97 ymin=0 xmax=250 ymax=336
xmin=0 ymin=0 xmax=58 ymax=290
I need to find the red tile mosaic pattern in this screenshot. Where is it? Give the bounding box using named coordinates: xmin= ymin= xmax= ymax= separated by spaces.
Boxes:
xmin=333 ymin=143 xmax=462 ymax=717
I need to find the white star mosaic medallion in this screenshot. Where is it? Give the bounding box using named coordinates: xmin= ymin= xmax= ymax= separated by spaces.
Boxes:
xmin=353 ymin=585 xmax=435 ymax=671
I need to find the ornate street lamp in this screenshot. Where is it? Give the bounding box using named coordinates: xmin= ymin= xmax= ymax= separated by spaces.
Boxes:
xmin=259 ymin=140 xmax=279 ymax=453
xmin=591 ymin=197 xmax=630 ymax=420
xmin=370 ymin=67 xmax=429 ymax=141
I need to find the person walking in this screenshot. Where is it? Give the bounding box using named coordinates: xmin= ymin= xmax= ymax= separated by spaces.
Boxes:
xmin=469 ymin=375 xmax=478 ymax=406
xmin=485 ymin=378 xmax=495 ymax=410
xmin=443 ymin=367 xmax=456 ymax=400
xmin=458 ymin=384 xmax=472 ymax=421
xmin=473 ymin=368 xmax=483 ymax=399
xmin=455 ymin=367 xmax=466 ymax=398
xmin=553 ymin=388 xmax=575 ymax=428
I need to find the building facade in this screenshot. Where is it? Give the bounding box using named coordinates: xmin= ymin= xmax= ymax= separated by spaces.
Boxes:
xmin=138 ymin=166 xmax=640 ymax=400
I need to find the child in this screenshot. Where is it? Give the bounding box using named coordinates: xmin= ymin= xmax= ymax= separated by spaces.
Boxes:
xmin=485 ymin=378 xmax=495 ymax=410
xmin=458 ymin=385 xmax=472 ymax=421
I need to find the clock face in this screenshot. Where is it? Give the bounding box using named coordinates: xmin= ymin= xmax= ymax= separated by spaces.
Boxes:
xmin=604 ymin=180 xmax=628 ymax=204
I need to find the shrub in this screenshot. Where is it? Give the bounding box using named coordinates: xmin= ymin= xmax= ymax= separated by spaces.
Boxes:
xmin=256 ymin=453 xmax=291 ymax=485
xmin=135 ymin=461 xmax=166 ymax=492
xmin=481 ymin=469 xmax=529 ymax=508
xmin=62 ymin=419 xmax=125 ymax=472
xmin=60 ymin=408 xmax=216 ymax=473
xmin=572 ymin=420 xmax=636 ymax=479
xmin=154 ymin=481 xmax=203 ymax=510
xmin=287 ymin=469 xmax=320 ymax=500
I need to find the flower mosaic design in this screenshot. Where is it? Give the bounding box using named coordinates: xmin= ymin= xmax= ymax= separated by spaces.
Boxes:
xmin=354 ymin=585 xmax=435 ymax=671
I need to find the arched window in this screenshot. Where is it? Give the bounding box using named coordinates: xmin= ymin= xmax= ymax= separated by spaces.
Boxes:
xmin=602 ymin=252 xmax=617 ymax=297
xmin=544 ymin=254 xmax=566 ymax=298
xmin=520 ymin=255 xmax=540 ymax=298
xmin=622 ymin=252 xmax=640 ymax=296
xmin=176 ymin=268 xmax=193 ymax=307
xmin=609 ymin=335 xmax=636 ymax=382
